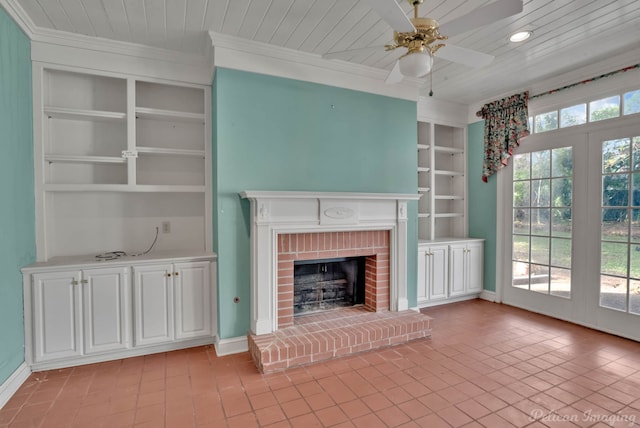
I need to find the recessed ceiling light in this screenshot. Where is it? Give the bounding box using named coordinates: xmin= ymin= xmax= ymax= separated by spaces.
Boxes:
xmin=509 ymin=31 xmax=532 ymax=43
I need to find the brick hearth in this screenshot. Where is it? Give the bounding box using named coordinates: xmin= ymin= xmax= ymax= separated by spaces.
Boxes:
xmin=248 ymin=307 xmax=433 ymax=373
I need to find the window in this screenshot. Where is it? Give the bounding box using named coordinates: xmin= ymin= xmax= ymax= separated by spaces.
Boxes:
xmin=590 ymin=96 xmax=620 ymax=122
xmin=528 ymin=88 xmax=638 ymax=135
xmin=535 ymin=111 xmax=558 ymax=133
xmin=560 ymin=104 xmax=586 ymax=128
xmin=624 ymin=90 xmax=640 ymax=115
xmin=512 ymin=148 xmax=573 ymax=297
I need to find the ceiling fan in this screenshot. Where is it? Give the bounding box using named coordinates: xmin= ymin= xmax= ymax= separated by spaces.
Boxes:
xmin=324 ymin=0 xmax=523 ymax=89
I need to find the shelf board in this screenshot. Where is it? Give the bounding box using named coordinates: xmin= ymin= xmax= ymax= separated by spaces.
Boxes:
xmin=136 ymin=146 xmax=205 ymax=157
xmin=44 ymin=106 xmax=126 ymax=122
xmin=136 ymin=107 xmax=205 ymax=123
xmin=434 ymin=213 xmax=464 ymax=218
xmin=44 ymin=154 xmax=126 ymax=164
xmin=44 ymin=184 xmax=206 ymax=193
xmin=434 ymin=169 xmax=464 ymax=176
xmin=417 ymin=144 xmax=430 ymax=150
xmin=418 ymin=187 xmax=430 ymax=193
xmin=434 ymin=195 xmax=464 ymax=200
xmin=417 ymin=167 xmax=430 ymax=173
xmin=433 ymin=145 xmax=464 ymax=154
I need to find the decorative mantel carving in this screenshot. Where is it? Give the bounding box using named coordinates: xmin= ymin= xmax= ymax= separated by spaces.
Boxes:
xmin=240 ymin=191 xmax=420 ymax=335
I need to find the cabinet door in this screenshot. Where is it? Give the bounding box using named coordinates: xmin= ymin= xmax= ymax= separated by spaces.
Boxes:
xmin=428 ymin=246 xmax=448 ymax=300
xmin=83 ymin=267 xmax=130 ymax=354
xmin=466 ymin=242 xmax=484 ymax=293
xmin=32 ymin=271 xmax=82 ymax=362
xmin=417 ymin=249 xmax=429 ymax=303
xmin=133 ymin=264 xmax=173 ymax=346
xmin=449 ymin=244 xmax=467 ymax=297
xmin=174 ymin=261 xmax=212 ymax=340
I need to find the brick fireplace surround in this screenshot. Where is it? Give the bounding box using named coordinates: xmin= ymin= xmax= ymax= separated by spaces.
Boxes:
xmin=241 ymin=191 xmax=432 ymax=373
xmin=276 ymin=230 xmax=391 ymax=329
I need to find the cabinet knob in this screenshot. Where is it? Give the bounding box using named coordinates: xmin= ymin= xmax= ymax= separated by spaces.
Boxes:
xmin=167 ymin=273 xmax=172 ymax=277
xmin=174 ymin=272 xmax=179 ymax=276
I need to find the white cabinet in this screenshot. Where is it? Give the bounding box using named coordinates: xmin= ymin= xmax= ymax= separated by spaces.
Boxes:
xmin=418 ymin=239 xmax=484 ymax=307
xmin=23 ymin=254 xmax=216 ymax=370
xmin=174 ymin=262 xmax=212 ymax=340
xmin=133 ymin=261 xmax=211 ymax=346
xmin=32 ymin=270 xmax=82 ymax=362
xmin=82 ymin=267 xmax=130 ymax=354
xmin=449 ymin=241 xmax=484 ymax=297
xmin=417 ymin=244 xmax=448 ymax=303
xmin=417 ymin=121 xmax=467 ymax=240
xmin=31 ymin=266 xmax=129 ymax=363
xmin=133 ymin=264 xmax=173 ymax=346
xmin=33 ymin=64 xmax=211 ymax=261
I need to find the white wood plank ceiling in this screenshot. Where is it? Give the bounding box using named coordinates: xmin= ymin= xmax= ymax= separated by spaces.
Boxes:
xmin=13 ymin=0 xmax=640 ymax=104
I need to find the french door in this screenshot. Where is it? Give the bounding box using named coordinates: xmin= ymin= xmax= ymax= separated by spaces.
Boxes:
xmin=501 ymin=123 xmax=640 ymax=340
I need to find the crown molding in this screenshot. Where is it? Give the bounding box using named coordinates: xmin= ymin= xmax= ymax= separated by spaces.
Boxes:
xmin=1 ymin=0 xmax=213 ymax=84
xmin=0 ymin=0 xmax=37 ymax=36
xmin=209 ymin=32 xmax=421 ymax=102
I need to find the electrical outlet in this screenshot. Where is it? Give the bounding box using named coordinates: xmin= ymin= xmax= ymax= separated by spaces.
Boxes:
xmin=162 ymin=221 xmax=171 ymax=234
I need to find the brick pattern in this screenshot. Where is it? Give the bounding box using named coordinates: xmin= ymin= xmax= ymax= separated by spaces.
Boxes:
xmin=277 ymin=230 xmax=390 ymax=329
xmin=248 ymin=306 xmax=433 ymax=373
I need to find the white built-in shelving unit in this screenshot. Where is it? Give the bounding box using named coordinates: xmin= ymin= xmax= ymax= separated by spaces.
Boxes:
xmin=417 ymin=119 xmax=483 ymax=307
xmin=33 ymin=65 xmax=212 ymax=261
xmin=417 ymin=121 xmax=467 ymax=240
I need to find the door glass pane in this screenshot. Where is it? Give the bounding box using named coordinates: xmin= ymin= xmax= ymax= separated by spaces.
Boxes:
xmin=550 ymin=268 xmax=571 ymax=297
xmin=630 ymin=279 xmax=640 ymax=315
xmin=512 ymin=147 xmax=572 ymax=297
xmin=599 ymin=137 xmax=640 ymax=314
xmin=531 ymin=209 xmax=550 ymax=235
xmin=551 ymin=238 xmax=571 ymax=268
xmin=552 ymin=208 xmax=571 ymax=237
xmin=513 ymin=209 xmax=529 ymax=234
xmin=531 ymin=264 xmax=549 ymax=294
xmin=600 ymin=275 xmax=627 ymax=311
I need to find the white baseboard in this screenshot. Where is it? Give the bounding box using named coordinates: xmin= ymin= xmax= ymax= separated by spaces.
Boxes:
xmin=480 ymin=290 xmax=497 ymax=302
xmin=0 ymin=363 xmax=31 ymax=410
xmin=214 ymin=336 xmax=248 ymax=356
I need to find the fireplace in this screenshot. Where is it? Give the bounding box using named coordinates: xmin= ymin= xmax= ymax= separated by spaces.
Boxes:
xmin=294 ymin=257 xmax=365 ymax=315
xmin=240 ymin=191 xmax=421 ymax=335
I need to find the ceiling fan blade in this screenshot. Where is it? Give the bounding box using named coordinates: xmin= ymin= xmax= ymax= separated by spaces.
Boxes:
xmin=365 ymin=0 xmax=415 ymax=32
xmin=385 ymin=60 xmax=403 ymax=84
xmin=323 ymin=46 xmax=386 ymax=60
xmin=439 ymin=0 xmax=523 ymax=36
xmin=436 ymin=44 xmax=494 ymax=68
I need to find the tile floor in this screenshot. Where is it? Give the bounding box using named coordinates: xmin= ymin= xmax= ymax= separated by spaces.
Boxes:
xmin=2 ymin=299 xmax=640 ymax=427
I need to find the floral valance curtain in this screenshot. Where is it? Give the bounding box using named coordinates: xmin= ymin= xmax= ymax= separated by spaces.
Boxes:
xmin=476 ymin=92 xmax=530 ymax=182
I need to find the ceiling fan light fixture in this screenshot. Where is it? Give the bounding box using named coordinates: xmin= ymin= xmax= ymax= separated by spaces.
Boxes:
xmin=398 ymin=51 xmax=433 ymax=78
xmin=509 ymin=30 xmax=532 ymax=43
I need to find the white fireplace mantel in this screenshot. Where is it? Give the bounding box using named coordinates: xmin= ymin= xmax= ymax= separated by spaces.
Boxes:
xmin=240 ymin=191 xmax=420 ymax=335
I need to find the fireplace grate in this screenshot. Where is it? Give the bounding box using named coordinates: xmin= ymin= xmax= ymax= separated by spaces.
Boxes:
xmin=293 ymin=257 xmax=365 ymax=316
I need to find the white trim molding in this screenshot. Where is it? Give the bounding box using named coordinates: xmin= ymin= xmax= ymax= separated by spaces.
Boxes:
xmin=214 ymin=336 xmax=248 ymax=357
xmin=240 ymin=191 xmax=420 ymax=336
xmin=0 ymin=363 xmax=31 ymax=410
xmin=209 ymin=32 xmax=421 ymax=102
xmin=480 ymin=290 xmax=498 ymax=303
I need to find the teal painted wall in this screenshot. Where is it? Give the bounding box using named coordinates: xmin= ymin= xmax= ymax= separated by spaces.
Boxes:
xmin=467 ymin=121 xmax=497 ymax=292
xmin=213 ymin=69 xmax=418 ymax=338
xmin=0 ymin=8 xmax=35 ymax=384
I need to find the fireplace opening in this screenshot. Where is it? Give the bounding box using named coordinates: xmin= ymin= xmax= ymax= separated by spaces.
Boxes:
xmin=293 ymin=257 xmax=366 ymax=316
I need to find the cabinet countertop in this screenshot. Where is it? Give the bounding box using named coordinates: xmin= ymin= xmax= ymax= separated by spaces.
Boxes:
xmin=418 ymin=238 xmax=485 ymax=247
xmin=22 ymin=250 xmax=217 ymax=273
